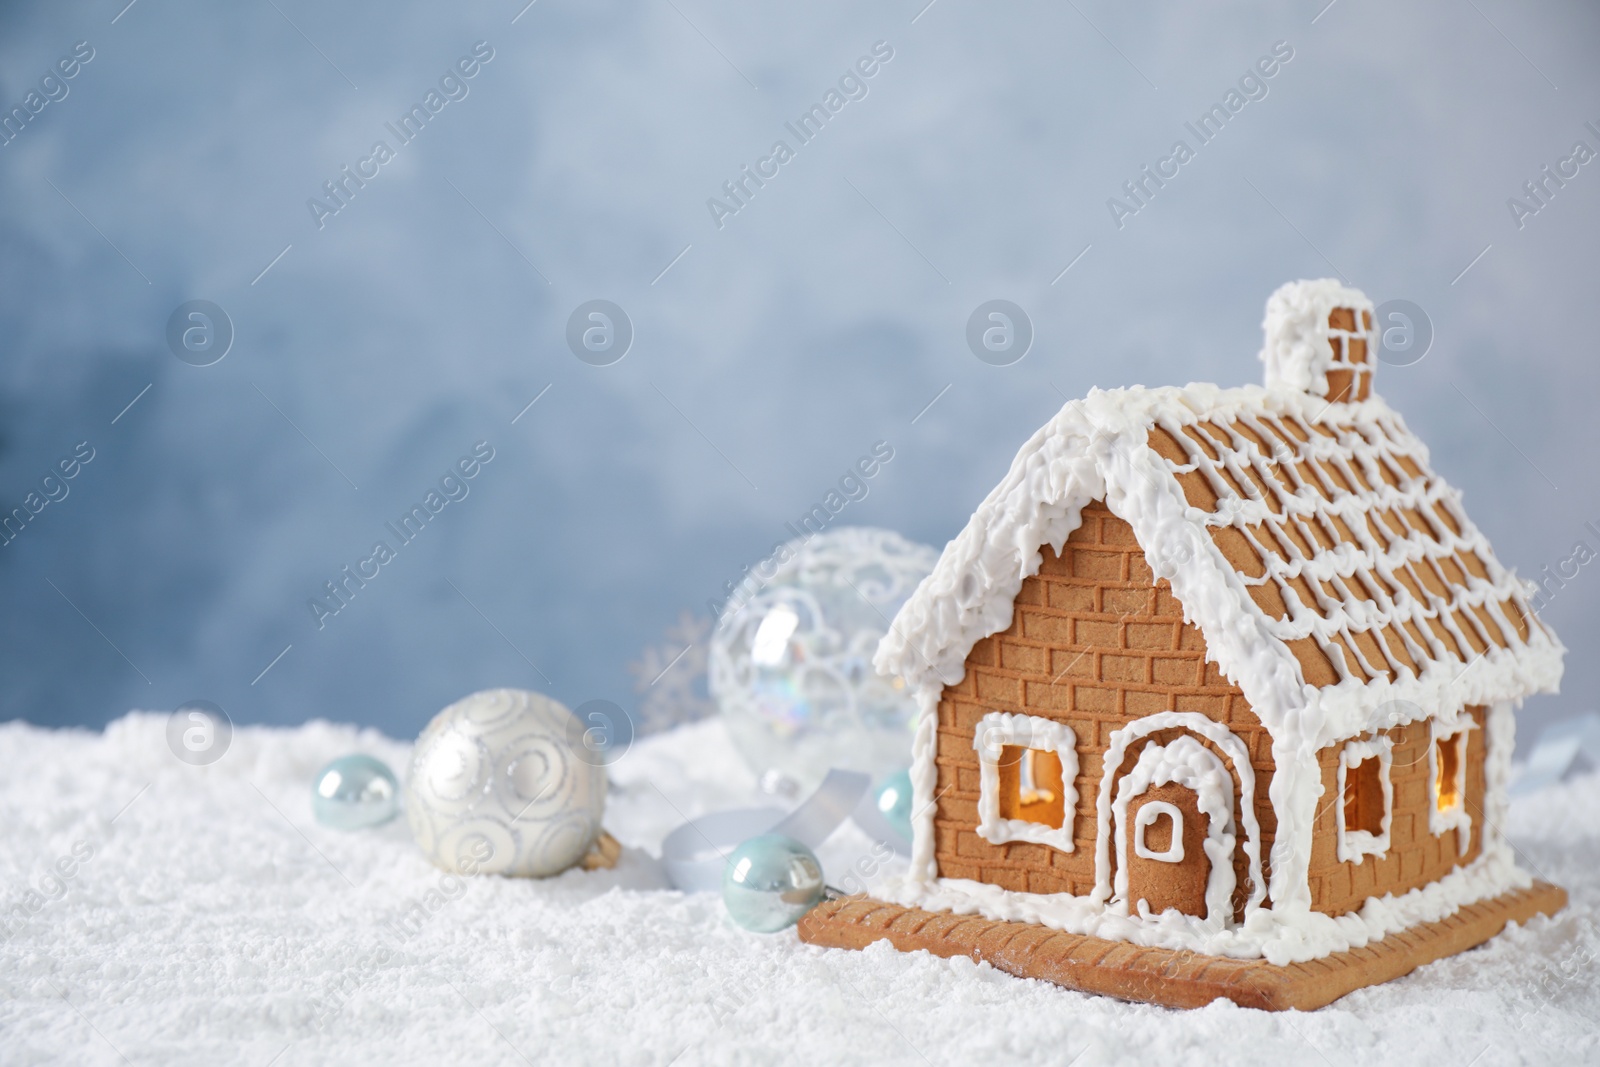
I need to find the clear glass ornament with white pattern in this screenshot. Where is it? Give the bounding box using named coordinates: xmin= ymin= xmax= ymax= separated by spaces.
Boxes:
xmin=709 ymin=527 xmax=937 ymax=791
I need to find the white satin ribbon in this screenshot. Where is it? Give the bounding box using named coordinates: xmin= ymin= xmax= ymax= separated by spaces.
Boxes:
xmin=660 ymin=769 xmax=873 ymax=892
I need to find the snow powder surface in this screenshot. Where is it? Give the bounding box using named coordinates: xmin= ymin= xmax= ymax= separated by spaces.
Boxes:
xmin=0 ymin=713 xmax=1595 ymax=1067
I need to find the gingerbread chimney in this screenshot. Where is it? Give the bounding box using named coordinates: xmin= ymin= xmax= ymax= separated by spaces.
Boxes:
xmin=1259 ymin=279 xmax=1376 ymax=403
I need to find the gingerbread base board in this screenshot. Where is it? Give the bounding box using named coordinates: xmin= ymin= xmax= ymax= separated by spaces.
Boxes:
xmin=797 ymin=881 xmax=1566 ymax=1011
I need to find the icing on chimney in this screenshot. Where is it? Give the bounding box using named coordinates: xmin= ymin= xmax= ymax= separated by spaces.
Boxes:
xmin=1259 ymin=279 xmax=1377 ymax=402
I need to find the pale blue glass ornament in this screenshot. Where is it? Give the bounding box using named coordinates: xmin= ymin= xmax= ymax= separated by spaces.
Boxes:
xmin=874 ymin=769 xmax=914 ymax=843
xmin=313 ymin=754 xmax=400 ymax=830
xmin=722 ymin=833 xmax=825 ymax=932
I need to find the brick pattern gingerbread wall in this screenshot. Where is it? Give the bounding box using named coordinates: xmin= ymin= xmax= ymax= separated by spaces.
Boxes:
xmin=932 ymin=501 xmax=1278 ymax=913
xmin=1307 ymin=706 xmax=1486 ymax=916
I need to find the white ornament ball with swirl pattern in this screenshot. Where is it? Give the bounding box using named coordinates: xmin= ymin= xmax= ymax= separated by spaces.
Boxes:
xmin=709 ymin=526 xmax=938 ymax=790
xmin=405 ymin=688 xmax=606 ymax=878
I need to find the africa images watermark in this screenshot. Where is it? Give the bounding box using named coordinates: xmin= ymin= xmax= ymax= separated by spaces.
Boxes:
xmin=307 ymin=441 xmax=496 ymax=629
xmin=1505 ymin=118 xmax=1600 ymax=231
xmin=0 ymin=40 xmax=95 ymax=148
xmin=307 ymin=41 xmax=496 ymax=230
xmin=0 ymin=441 xmax=96 ymax=548
xmin=1526 ymin=516 xmax=1600 ymax=619
xmin=708 ymin=439 xmax=895 ymax=620
xmin=1107 ymin=40 xmax=1295 ymax=229
xmin=706 ymin=40 xmax=896 ymax=230
xmin=0 ymin=838 xmax=96 ymax=943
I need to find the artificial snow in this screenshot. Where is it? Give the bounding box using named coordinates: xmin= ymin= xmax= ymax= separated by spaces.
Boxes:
xmin=0 ymin=713 xmax=1594 ymax=1066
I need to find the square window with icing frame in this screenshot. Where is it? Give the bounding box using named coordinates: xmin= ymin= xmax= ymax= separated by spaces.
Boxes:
xmin=1336 ymin=734 xmax=1393 ymax=864
xmin=972 ymin=711 xmax=1079 ymax=853
xmin=1427 ymin=717 xmax=1474 ymax=853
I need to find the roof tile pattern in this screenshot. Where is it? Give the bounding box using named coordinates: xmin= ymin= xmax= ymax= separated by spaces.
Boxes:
xmin=1144 ymin=405 xmax=1545 ymax=691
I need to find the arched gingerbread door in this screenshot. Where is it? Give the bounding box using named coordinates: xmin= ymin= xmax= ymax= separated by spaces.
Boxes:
xmin=1110 ymin=735 xmax=1237 ymax=926
xmin=1122 ymin=782 xmax=1210 ymax=918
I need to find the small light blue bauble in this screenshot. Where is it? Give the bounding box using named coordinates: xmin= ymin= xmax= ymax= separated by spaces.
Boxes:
xmin=313 ymin=754 xmax=400 ymax=831
xmin=722 ymin=832 xmax=825 ymax=933
xmin=875 ymin=769 xmax=914 ymax=843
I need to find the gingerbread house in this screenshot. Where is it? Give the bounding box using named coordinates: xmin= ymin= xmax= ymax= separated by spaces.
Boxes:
xmin=799 ymin=280 xmax=1567 ymax=1009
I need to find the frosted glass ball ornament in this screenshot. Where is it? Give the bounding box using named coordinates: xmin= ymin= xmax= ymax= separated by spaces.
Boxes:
xmin=722 ymin=833 xmax=826 ymax=932
xmin=709 ymin=527 xmax=938 ymax=791
xmin=312 ymin=754 xmax=400 ymax=830
xmin=404 ymin=688 xmax=606 ymax=878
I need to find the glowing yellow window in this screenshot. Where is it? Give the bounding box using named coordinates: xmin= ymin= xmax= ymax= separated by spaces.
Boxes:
xmin=1427 ymin=718 xmax=1474 ymax=854
xmin=1435 ymin=732 xmax=1464 ymax=814
xmin=999 ymin=747 xmax=1065 ymax=829
xmin=973 ymin=711 xmax=1080 ymax=853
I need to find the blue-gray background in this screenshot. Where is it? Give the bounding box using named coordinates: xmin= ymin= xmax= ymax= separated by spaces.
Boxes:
xmin=1 ymin=0 xmax=1595 ymax=745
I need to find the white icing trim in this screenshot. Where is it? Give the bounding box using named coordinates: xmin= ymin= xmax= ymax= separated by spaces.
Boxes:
xmin=1428 ymin=716 xmax=1476 ymax=853
xmin=884 ymin=839 xmax=1530 ymax=965
xmin=907 ymin=687 xmax=941 ymax=883
xmin=1484 ymin=700 xmax=1515 ymax=854
xmin=1133 ymin=802 xmax=1185 ymax=862
xmin=1335 ymin=735 xmax=1394 ymax=864
xmin=972 ymin=711 xmax=1079 ymax=853
xmin=1093 ymin=712 xmax=1264 ymax=916
xmin=1112 ymin=737 xmax=1236 ymax=928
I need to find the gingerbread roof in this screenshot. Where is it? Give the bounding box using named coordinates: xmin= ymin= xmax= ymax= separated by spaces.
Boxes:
xmin=877 ymin=281 xmax=1563 ymax=752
